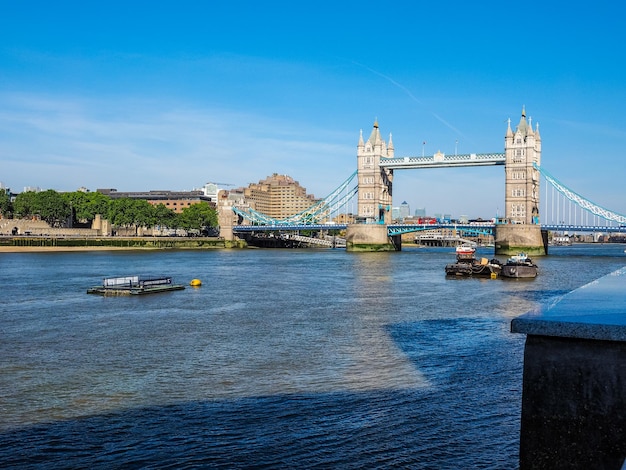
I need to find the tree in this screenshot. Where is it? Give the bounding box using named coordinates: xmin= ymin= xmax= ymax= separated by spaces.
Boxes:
xmin=152 ymin=203 xmax=177 ymax=229
xmin=13 ymin=191 xmax=38 ymax=219
xmin=178 ymin=202 xmax=218 ymax=231
xmin=85 ymin=192 xmax=112 ymax=222
xmin=0 ymin=189 xmax=11 ymax=217
xmin=108 ymin=198 xmax=160 ymax=235
xmin=132 ymin=199 xmax=157 ymax=230
xmin=61 ymin=191 xmax=112 ymax=224
xmin=13 ymin=190 xmax=70 ymax=226
xmin=108 ymin=198 xmax=137 ymax=230
xmin=34 ymin=190 xmax=71 ymax=227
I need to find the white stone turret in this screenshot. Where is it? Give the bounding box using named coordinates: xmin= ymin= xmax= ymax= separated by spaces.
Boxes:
xmin=356 ymin=120 xmax=394 ymax=224
xmin=504 ymin=106 xmax=542 ymax=225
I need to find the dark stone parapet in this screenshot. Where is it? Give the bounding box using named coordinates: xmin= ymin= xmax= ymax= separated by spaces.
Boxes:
xmin=512 ymin=267 xmax=626 ymax=341
xmin=512 ymin=267 xmax=626 ymax=469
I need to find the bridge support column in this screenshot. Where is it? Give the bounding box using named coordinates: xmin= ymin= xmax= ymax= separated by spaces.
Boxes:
xmin=345 ymin=224 xmax=400 ymax=252
xmin=494 ymin=224 xmax=547 ymax=256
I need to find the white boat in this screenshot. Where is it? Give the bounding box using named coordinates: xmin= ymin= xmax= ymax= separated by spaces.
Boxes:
xmin=456 ymin=245 xmax=476 ymax=255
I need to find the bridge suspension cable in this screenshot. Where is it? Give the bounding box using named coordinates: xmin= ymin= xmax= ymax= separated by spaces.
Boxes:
xmin=233 ymin=171 xmax=358 ymax=225
xmin=536 ymin=163 xmax=626 ymax=226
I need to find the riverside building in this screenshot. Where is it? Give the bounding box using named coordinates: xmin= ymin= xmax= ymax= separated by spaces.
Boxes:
xmin=96 ymin=189 xmax=215 ymax=213
xmin=243 ymin=173 xmax=318 ymax=220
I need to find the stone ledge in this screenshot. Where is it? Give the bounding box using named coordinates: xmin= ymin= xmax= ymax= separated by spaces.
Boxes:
xmin=511 ymin=266 xmax=626 ymax=341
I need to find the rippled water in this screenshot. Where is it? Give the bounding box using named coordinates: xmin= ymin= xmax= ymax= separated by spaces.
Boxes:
xmin=1 ymin=244 xmax=625 ymax=468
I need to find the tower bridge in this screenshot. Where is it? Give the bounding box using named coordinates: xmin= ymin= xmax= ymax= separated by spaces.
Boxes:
xmin=221 ymin=107 xmax=625 ymax=254
xmin=348 ymin=107 xmax=543 ymax=254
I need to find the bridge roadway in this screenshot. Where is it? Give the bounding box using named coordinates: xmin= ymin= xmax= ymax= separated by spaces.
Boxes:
xmin=379 ymin=152 xmax=505 ymax=169
xmin=233 ymin=223 xmax=626 ymax=235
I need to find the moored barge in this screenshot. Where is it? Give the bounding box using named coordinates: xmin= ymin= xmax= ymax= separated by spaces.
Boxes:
xmin=445 ymin=245 xmax=502 ymax=278
xmin=87 ymin=275 xmax=185 ymax=295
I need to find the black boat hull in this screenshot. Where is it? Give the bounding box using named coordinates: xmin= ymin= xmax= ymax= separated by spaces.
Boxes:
xmin=501 ymin=264 xmax=538 ymax=278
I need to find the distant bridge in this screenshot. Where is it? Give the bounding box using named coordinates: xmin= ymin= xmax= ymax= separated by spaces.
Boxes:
xmin=233 ymin=221 xmax=626 ymax=238
xmin=220 ymin=111 xmax=626 ymax=253
xmin=232 ymin=160 xmax=626 ymax=237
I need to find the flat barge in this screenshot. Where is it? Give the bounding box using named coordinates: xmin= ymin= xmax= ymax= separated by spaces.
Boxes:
xmin=445 ymin=245 xmax=502 ymax=278
xmin=87 ymin=275 xmax=185 ymax=295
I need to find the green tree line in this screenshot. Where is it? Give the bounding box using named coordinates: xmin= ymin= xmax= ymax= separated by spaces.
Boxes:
xmin=0 ymin=188 xmax=218 ymax=233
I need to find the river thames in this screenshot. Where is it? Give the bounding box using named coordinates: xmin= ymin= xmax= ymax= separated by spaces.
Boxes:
xmin=1 ymin=243 xmax=625 ymax=469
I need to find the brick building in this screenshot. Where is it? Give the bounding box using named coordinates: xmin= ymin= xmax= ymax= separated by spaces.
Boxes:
xmin=96 ymin=189 xmax=215 ymax=213
xmin=243 ymin=174 xmax=317 ymax=220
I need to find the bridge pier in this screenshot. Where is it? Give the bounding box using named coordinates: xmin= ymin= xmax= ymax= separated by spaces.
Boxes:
xmin=345 ymin=224 xmax=400 ymax=252
xmin=494 ymin=224 xmax=547 ymax=256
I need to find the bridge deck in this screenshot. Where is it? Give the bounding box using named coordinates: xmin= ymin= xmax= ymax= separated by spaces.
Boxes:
xmin=380 ymin=153 xmax=505 ymax=169
xmin=232 ymin=223 xmax=626 ymax=235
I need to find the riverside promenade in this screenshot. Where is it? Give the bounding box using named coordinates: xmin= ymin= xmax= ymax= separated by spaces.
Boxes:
xmin=511 ymin=267 xmax=626 ymax=469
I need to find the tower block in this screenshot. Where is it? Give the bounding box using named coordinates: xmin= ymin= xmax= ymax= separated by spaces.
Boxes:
xmin=495 ymin=107 xmax=547 ymax=255
xmin=346 ymin=121 xmax=399 ymax=251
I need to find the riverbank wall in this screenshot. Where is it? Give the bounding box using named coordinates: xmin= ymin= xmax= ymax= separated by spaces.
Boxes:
xmin=0 ymin=236 xmax=246 ymax=251
xmin=511 ymin=267 xmax=626 ymax=469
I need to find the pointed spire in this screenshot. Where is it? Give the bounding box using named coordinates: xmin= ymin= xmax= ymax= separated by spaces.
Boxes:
xmin=387 ymin=132 xmax=394 ymax=158
xmin=535 ymin=122 xmax=541 ymax=139
xmin=527 ymin=116 xmax=534 ymax=135
xmin=516 ymin=106 xmax=528 ymax=135
xmin=368 ymin=119 xmax=382 ymax=145
xmin=358 ymin=129 xmax=364 ymax=147
xmin=506 ymin=117 xmax=513 ymax=137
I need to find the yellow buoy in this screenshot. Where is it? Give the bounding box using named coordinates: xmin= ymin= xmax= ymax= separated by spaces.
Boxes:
xmin=190 ymin=279 xmax=202 ymax=287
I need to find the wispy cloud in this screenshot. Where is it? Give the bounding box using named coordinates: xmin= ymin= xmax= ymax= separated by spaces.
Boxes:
xmin=0 ymin=93 xmax=355 ymax=195
xmin=351 ymin=61 xmax=466 ymax=138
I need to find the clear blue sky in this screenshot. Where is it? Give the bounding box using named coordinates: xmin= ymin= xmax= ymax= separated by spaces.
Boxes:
xmin=1 ymin=1 xmax=625 ymax=219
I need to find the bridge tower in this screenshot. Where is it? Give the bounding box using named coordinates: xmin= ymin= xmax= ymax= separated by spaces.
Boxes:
xmin=504 ymin=106 xmax=541 ymax=224
xmin=346 ymin=120 xmax=398 ymax=251
xmin=356 ymin=120 xmax=394 ymax=224
xmin=495 ymin=107 xmax=547 ymax=255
